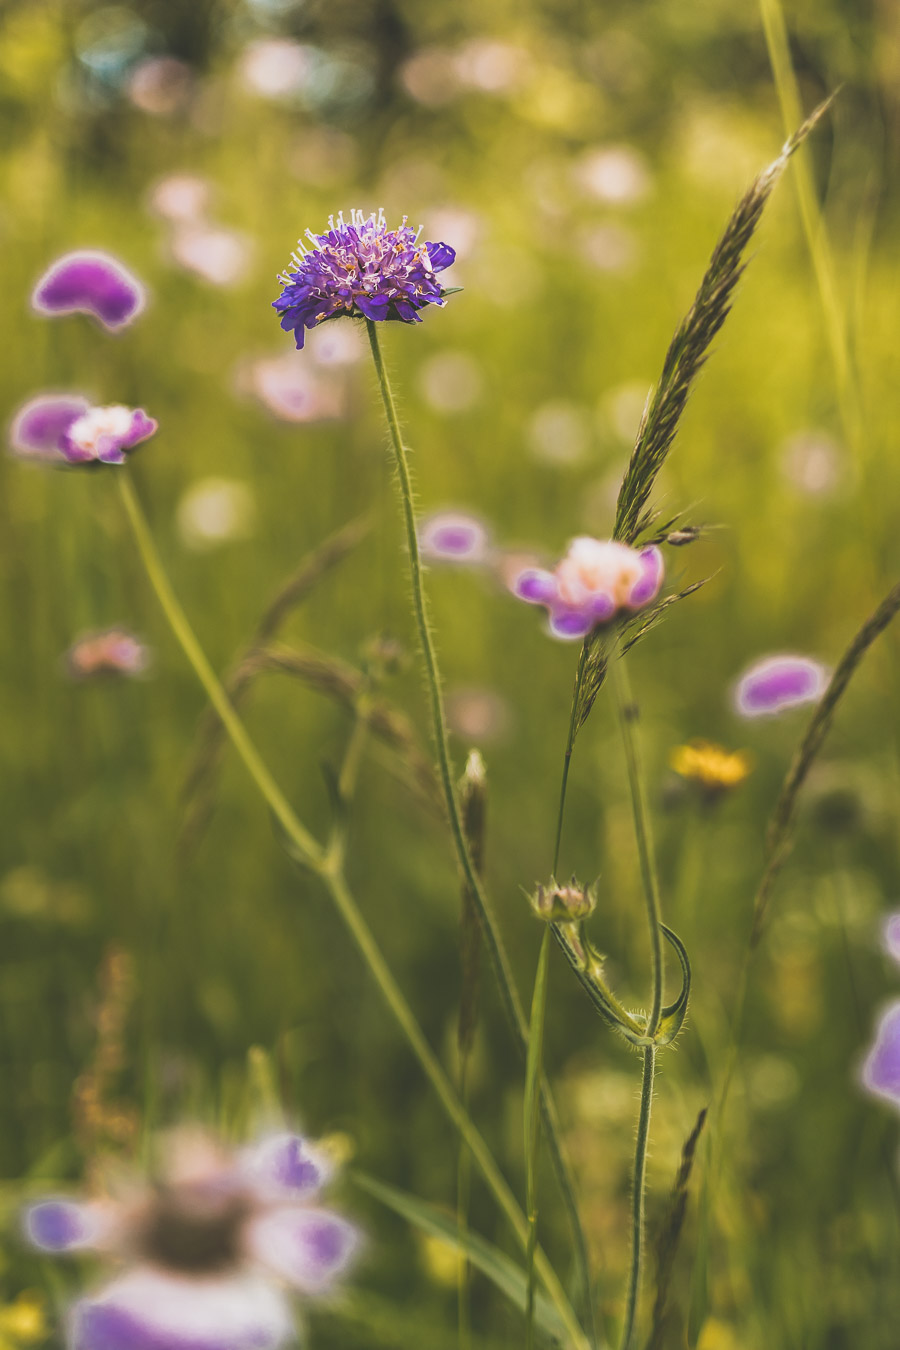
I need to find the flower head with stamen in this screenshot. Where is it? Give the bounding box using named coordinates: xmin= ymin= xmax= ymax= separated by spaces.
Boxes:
xmin=273 ymin=209 xmax=456 ymax=350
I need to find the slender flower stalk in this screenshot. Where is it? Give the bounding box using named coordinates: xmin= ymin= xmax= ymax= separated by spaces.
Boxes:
xmin=364 ymin=319 xmax=593 ymax=1321
xmin=612 ymin=654 xmax=665 ymax=1350
xmin=621 ymin=1047 xmax=656 ymax=1350
xmin=553 ymin=641 xmax=590 ymax=876
xmin=116 ymin=469 xmax=589 ymax=1350
xmin=524 ymin=926 xmax=551 ymax=1350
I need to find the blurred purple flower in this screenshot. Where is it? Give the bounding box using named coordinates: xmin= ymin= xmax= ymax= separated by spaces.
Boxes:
xmin=8 ymin=396 xmax=156 ymax=466
xmin=734 ymin=655 xmax=827 ymax=718
xmin=65 ymin=630 xmax=150 ymax=680
xmin=419 ymin=512 xmax=489 ymax=564
xmin=243 ymin=353 xmax=344 ymax=424
xmin=31 ymin=252 xmax=145 ymax=330
xmin=883 ymin=914 xmax=900 ymax=965
xmin=274 ymin=209 xmax=455 ymax=350
xmin=9 ymin=395 xmax=90 ymax=462
xmin=26 ymin=1127 xmax=358 ymax=1350
xmin=513 ymin=537 xmax=664 ymax=640
xmin=861 ymin=1002 xmax=900 ymax=1108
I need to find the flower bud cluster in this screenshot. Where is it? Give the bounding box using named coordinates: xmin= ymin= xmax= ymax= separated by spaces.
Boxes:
xmin=531 ymin=877 xmax=596 ymax=923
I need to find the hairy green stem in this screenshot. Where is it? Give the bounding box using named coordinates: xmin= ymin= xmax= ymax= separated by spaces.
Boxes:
xmin=365 ymin=319 xmax=594 ymax=1331
xmin=620 ymin=1046 xmax=656 ymax=1350
xmin=117 ymin=469 xmax=589 ymax=1350
xmin=613 ymin=656 xmax=664 ymax=1034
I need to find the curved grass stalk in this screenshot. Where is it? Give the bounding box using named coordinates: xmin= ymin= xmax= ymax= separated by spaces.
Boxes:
xmin=365 ymin=320 xmax=594 ymax=1329
xmin=116 ymin=469 xmax=590 ymax=1350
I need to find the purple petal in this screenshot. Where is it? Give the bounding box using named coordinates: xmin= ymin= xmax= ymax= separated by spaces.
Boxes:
xmin=240 ymin=1133 xmax=331 ymax=1201
xmin=354 ymin=295 xmax=390 ymax=321
xmin=862 ymin=1002 xmax=900 ymax=1107
xmin=246 ymin=1208 xmax=359 ymax=1294
xmin=72 ymin=1271 xmax=292 ymax=1350
xmin=548 ymin=607 xmax=593 ymax=640
xmin=8 ymin=394 xmax=90 ymax=461
xmin=626 ymin=546 xmax=664 ymax=609
xmin=419 ymin=513 xmax=489 ymax=564
xmin=734 ymin=654 xmax=828 ymax=718
xmin=424 ymin=242 xmax=456 ymax=271
xmin=587 ymin=591 xmax=617 ymax=624
xmin=25 ymin=1200 xmax=100 ymax=1252
xmin=882 ymin=914 xmax=900 ymax=965
xmin=32 ymin=252 xmax=146 ymax=330
xmin=513 ymin=569 xmax=558 ymax=606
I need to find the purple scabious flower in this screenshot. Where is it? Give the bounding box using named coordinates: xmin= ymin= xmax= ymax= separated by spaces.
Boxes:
xmin=273 ymin=209 xmax=456 ymax=350
xmin=733 ymin=654 xmax=827 ymax=718
xmin=31 ymin=252 xmax=146 ymax=330
xmin=25 ymin=1127 xmax=359 ymax=1350
xmin=513 ymin=537 xmax=664 ymax=641
xmin=8 ymin=395 xmax=157 ymax=466
xmin=419 ymin=512 xmax=489 ymax=564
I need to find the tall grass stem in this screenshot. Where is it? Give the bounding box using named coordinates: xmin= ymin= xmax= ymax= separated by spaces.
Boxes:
xmin=117 ymin=468 xmax=590 ymax=1350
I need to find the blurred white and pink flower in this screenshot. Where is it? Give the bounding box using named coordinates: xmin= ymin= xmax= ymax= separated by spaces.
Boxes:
xmin=513 ymin=537 xmax=664 ymax=640
xmin=25 ymin=1127 xmax=359 ymax=1350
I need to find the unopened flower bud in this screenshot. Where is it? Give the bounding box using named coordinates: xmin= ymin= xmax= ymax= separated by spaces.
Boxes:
xmin=531 ymin=877 xmax=596 ymax=923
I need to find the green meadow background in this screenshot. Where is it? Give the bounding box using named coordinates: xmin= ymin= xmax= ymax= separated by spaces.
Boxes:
xmin=1 ymin=0 xmax=900 ymax=1345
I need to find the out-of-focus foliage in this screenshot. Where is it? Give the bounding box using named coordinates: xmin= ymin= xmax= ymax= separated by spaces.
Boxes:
xmin=2 ymin=0 xmax=900 ymax=1346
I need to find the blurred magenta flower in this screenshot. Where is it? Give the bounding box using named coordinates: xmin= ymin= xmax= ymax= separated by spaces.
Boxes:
xmin=65 ymin=629 xmax=150 ymax=680
xmin=861 ymin=1003 xmax=900 ymax=1108
xmin=31 ymin=252 xmax=145 ymax=330
xmin=419 ymin=512 xmax=489 ymax=564
xmin=883 ymin=913 xmax=900 ymax=964
xmin=274 ymin=209 xmax=455 ymax=349
xmin=513 ymin=537 xmax=664 ymax=640
xmin=9 ymin=395 xmax=90 ymax=463
xmin=25 ymin=1127 xmax=358 ymax=1350
xmin=734 ymin=655 xmax=827 ymax=718
xmin=8 ymin=396 xmax=156 ymax=466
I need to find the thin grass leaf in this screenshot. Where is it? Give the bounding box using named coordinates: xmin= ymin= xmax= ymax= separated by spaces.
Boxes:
xmin=618 ymin=577 xmax=711 ymax=657
xmin=353 ymin=1171 xmax=567 ymax=1343
xmin=645 ymin=1108 xmax=708 ymax=1350
xmin=614 ymin=96 xmax=835 ymax=546
xmin=179 ymin=516 xmax=370 ymax=852
xmin=750 ymin=577 xmax=900 ymax=947
xmin=524 ymin=928 xmax=551 ymax=1350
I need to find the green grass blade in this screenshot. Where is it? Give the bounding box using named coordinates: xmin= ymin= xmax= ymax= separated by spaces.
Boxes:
xmin=353 ymin=1170 xmax=567 ymax=1342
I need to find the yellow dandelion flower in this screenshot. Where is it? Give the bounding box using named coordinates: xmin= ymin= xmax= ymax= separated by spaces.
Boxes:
xmin=670 ymin=740 xmax=752 ymax=795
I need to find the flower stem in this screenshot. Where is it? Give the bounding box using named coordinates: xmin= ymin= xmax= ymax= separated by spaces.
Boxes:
xmin=612 ymin=654 xmax=664 ymax=1350
xmin=619 ymin=1046 xmax=656 ymax=1350
xmin=524 ymin=926 xmax=551 ymax=1350
xmin=365 ymin=319 xmax=594 ymax=1329
xmin=612 ymin=655 xmax=664 ymax=1035
xmin=117 ymin=468 xmax=589 ymax=1350
xmin=553 ymin=641 xmax=589 ymax=878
